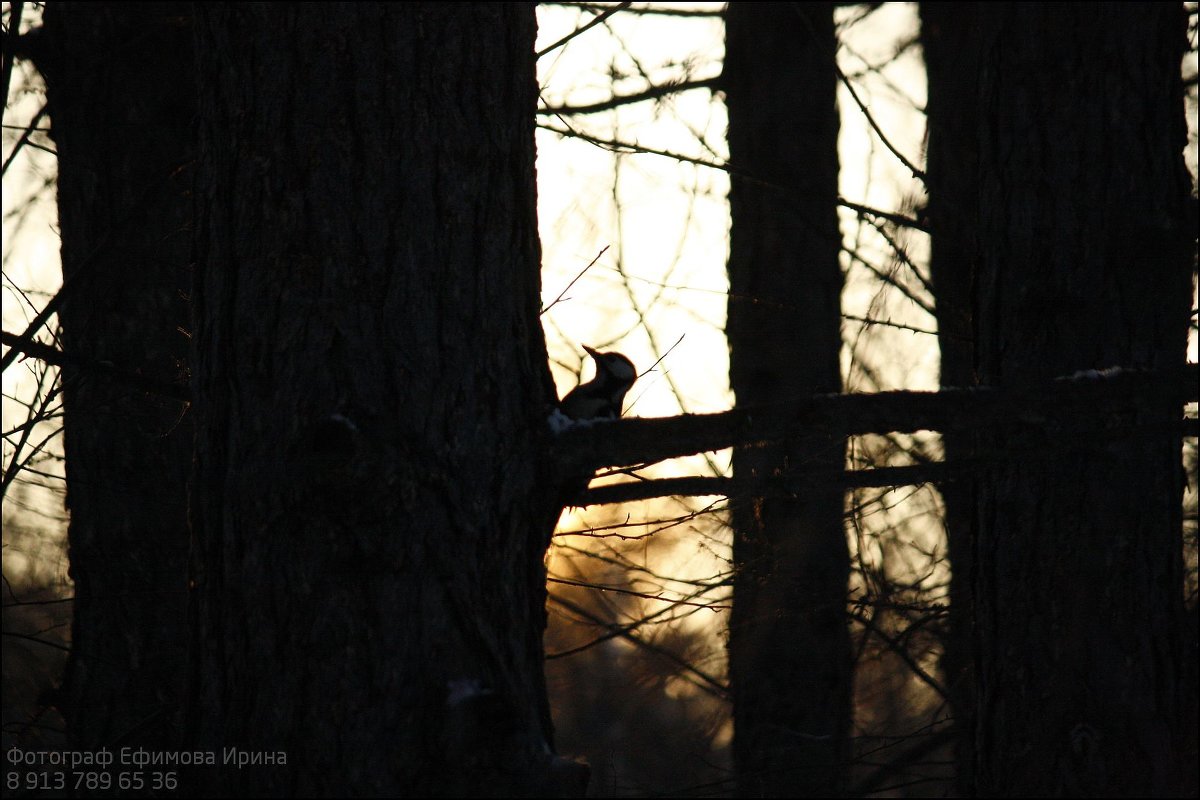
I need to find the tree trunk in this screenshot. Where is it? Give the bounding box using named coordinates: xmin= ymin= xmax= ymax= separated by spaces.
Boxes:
xmin=724 ymin=3 xmax=850 ymax=795
xmin=920 ymin=4 xmax=982 ymax=791
xmin=972 ymin=5 xmax=1195 ymax=795
xmin=187 ymin=5 xmax=574 ymax=795
xmin=40 ymin=2 xmax=194 ymax=752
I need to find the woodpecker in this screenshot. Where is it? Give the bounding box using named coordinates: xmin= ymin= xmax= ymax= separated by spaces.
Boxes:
xmin=558 ymin=345 xmax=637 ymax=422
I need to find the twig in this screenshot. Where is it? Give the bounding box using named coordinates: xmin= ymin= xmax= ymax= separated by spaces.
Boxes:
xmin=538 ymin=76 xmax=718 ymax=117
xmin=1 ymin=102 xmax=47 ymax=178
xmin=536 ymin=1 xmax=632 ymax=59
xmin=541 ymin=245 xmax=609 ymax=315
xmin=537 ymin=121 xmax=929 ymax=232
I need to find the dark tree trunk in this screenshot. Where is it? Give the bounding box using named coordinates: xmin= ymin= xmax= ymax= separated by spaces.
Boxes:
xmin=40 ymin=3 xmax=195 ymax=752
xmin=724 ymin=3 xmax=850 ymax=795
xmin=186 ymin=5 xmax=575 ymax=795
xmin=920 ymin=4 xmax=982 ymax=792
xmin=972 ymin=5 xmax=1195 ymax=795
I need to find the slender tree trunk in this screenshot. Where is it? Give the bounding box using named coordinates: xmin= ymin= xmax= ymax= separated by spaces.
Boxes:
xmin=724 ymin=4 xmax=850 ymax=795
xmin=185 ymin=5 xmax=577 ymax=795
xmin=40 ymin=3 xmax=194 ymax=751
xmin=920 ymin=4 xmax=982 ymax=792
xmin=972 ymin=5 xmax=1195 ymax=795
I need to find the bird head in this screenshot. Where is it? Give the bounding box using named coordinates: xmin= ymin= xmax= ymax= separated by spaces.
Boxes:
xmin=583 ymin=345 xmax=637 ymax=386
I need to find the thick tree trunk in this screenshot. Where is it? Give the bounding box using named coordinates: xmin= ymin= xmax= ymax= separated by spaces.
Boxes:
xmin=724 ymin=4 xmax=850 ymax=796
xmin=187 ymin=5 xmax=572 ymax=795
xmin=40 ymin=3 xmax=194 ymax=752
xmin=920 ymin=4 xmax=982 ymax=791
xmin=972 ymin=5 xmax=1195 ymax=795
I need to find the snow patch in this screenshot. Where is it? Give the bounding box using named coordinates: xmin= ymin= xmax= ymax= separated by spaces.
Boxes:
xmin=446 ymin=678 xmax=492 ymax=707
xmin=547 ymin=408 xmax=575 ymax=433
xmin=1056 ymin=367 xmax=1128 ymax=382
xmin=328 ymin=412 xmax=359 ymax=432
xmin=548 ymin=408 xmax=615 ymax=432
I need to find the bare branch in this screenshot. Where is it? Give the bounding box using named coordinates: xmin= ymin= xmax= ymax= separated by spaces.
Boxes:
xmin=541 ymin=245 xmax=609 ymax=315
xmin=544 ymin=2 xmax=724 ymax=18
xmin=556 ymin=364 xmax=1199 ymax=495
xmin=536 ymin=1 xmax=632 ymax=59
xmin=537 ymin=121 xmax=930 ymax=231
xmin=548 ymin=592 xmax=729 ymax=698
xmin=1 ymin=102 xmax=48 ymax=177
xmin=538 ymin=76 xmax=718 ymax=116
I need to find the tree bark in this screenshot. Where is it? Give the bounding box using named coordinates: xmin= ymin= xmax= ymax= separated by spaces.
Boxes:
xmin=920 ymin=3 xmax=982 ymax=791
xmin=187 ymin=5 xmax=575 ymax=795
xmin=40 ymin=2 xmax=195 ymax=752
xmin=724 ymin=3 xmax=850 ymax=795
xmin=972 ymin=5 xmax=1195 ymax=795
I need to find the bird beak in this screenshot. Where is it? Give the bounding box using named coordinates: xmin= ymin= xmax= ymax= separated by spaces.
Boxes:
xmin=582 ymin=345 xmax=601 ymax=359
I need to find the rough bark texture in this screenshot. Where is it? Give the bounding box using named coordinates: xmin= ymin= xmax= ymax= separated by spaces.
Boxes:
xmin=920 ymin=4 xmax=982 ymax=791
xmin=188 ymin=5 xmax=570 ymax=795
xmin=724 ymin=4 xmax=850 ymax=796
xmin=973 ymin=5 xmax=1195 ymax=795
xmin=40 ymin=3 xmax=194 ymax=752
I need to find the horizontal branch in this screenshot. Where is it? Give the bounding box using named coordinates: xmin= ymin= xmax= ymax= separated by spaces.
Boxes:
xmin=542 ymin=2 xmax=724 ymax=18
xmin=555 ymin=364 xmax=1199 ymax=495
xmin=538 ymin=76 xmax=719 ymax=116
xmin=577 ymin=466 xmax=945 ymax=506
xmin=574 ymin=416 xmax=1198 ymax=506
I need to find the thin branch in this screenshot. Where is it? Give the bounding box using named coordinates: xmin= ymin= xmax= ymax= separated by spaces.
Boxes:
xmin=843 ymin=313 xmax=943 ymax=338
xmin=538 ymin=76 xmax=718 ymax=116
xmin=546 ymin=573 xmax=728 ymax=658
xmin=849 ymin=246 xmax=937 ymax=318
xmin=832 ymin=56 xmax=926 ymax=184
xmin=787 ymin=0 xmax=927 ymax=184
xmin=536 ymin=1 xmax=632 ymax=59
xmin=2 ymin=630 xmax=71 ymax=653
xmin=1 ymin=101 xmax=47 ymax=177
xmin=849 ymin=608 xmax=947 ymax=700
xmin=541 ymin=245 xmax=609 ymax=315
xmin=852 ymin=728 xmax=958 ymax=796
xmin=549 ymin=576 xmax=730 ymax=610
xmin=537 ymin=121 xmax=929 ymax=231
xmin=543 ymin=2 xmax=724 ymax=18
xmin=548 ymin=592 xmax=729 ymax=699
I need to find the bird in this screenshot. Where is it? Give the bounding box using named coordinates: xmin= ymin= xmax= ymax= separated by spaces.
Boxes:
xmin=552 ymin=345 xmax=638 ymax=509
xmin=557 ymin=345 xmax=637 ymax=422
